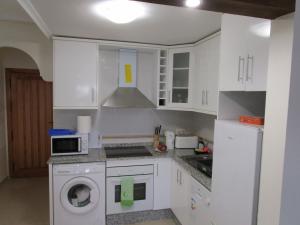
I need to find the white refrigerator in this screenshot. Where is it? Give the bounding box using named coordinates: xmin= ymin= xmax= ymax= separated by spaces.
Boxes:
xmin=211 ymin=120 xmax=263 ymax=225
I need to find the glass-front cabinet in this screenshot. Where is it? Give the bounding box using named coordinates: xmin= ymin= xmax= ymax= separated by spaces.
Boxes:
xmin=168 ymin=48 xmax=194 ymax=108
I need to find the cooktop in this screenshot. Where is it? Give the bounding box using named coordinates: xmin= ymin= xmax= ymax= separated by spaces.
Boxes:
xmin=104 ymin=146 xmax=153 ymax=158
xmin=181 ymin=155 xmax=213 ymax=178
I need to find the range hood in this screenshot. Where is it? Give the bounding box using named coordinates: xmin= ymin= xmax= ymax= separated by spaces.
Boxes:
xmin=102 ymin=49 xmax=155 ymax=108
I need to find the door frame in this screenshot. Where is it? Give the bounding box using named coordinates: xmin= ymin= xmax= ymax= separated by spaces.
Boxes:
xmin=5 ymin=68 xmax=41 ymax=177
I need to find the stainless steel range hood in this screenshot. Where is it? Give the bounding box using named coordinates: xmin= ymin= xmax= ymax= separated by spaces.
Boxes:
xmin=102 ymin=87 xmax=155 ymax=108
xmin=101 ymin=49 xmax=155 ymax=108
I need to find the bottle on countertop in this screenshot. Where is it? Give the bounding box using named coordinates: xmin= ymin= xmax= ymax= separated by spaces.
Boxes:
xmin=165 ymin=131 xmax=175 ymax=150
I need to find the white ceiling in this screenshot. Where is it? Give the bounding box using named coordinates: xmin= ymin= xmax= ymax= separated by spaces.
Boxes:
xmin=0 ymin=0 xmax=32 ymax=23
xmin=26 ymin=0 xmax=222 ymax=45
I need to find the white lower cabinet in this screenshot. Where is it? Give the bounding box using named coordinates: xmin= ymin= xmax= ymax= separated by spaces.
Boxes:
xmin=190 ymin=178 xmax=211 ymax=225
xmin=153 ymin=158 xmax=172 ymax=210
xmin=171 ymin=161 xmax=191 ymax=225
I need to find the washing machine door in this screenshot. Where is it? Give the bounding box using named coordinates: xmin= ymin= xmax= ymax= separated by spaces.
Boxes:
xmin=60 ymin=177 xmax=100 ymax=214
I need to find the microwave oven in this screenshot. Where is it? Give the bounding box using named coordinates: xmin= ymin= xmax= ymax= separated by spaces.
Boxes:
xmin=51 ymin=134 xmax=89 ymax=156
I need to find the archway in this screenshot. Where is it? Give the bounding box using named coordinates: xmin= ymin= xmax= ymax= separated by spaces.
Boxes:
xmin=0 ymin=47 xmax=39 ymax=180
xmin=0 ymin=47 xmax=50 ymax=225
xmin=0 ymin=46 xmax=53 ymax=177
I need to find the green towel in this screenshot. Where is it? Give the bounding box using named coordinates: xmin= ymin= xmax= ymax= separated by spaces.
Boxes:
xmin=121 ymin=176 xmax=134 ymax=207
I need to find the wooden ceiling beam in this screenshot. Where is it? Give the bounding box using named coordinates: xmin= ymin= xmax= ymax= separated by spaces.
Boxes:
xmin=134 ymin=0 xmax=295 ymax=19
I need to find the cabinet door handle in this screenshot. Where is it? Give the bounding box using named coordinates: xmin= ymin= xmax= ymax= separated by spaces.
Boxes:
xmin=179 ymin=171 xmax=182 ymax=185
xmin=206 ymin=90 xmax=208 ymax=105
xmin=156 ymin=164 xmax=159 ymax=177
xmin=246 ymin=55 xmax=254 ymax=82
xmin=176 ymin=169 xmax=179 ymax=184
xmin=238 ymin=56 xmax=245 ymax=82
xmin=202 ymin=90 xmax=205 ymax=105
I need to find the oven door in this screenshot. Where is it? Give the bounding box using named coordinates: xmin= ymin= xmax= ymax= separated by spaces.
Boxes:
xmin=51 ymin=136 xmax=81 ymax=156
xmin=106 ymin=174 xmax=154 ymax=215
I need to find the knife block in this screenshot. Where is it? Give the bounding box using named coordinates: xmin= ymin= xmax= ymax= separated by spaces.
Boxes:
xmin=153 ymin=134 xmax=160 ymax=148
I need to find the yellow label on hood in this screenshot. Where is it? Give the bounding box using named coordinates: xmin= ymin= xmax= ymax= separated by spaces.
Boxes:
xmin=125 ymin=64 xmax=132 ymax=84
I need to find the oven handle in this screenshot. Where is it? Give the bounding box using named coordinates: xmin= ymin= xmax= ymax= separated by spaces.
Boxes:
xmin=107 ymin=174 xmax=154 ymax=182
xmin=107 ymin=173 xmax=153 ymax=178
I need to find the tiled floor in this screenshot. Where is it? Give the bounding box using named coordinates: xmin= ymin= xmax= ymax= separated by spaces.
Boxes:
xmin=106 ymin=209 xmax=180 ymax=225
xmin=0 ymin=177 xmax=177 ymax=225
xmin=0 ymin=177 xmax=49 ymax=225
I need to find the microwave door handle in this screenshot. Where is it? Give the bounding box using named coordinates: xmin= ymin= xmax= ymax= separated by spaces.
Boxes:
xmin=78 ymin=138 xmax=82 ymax=152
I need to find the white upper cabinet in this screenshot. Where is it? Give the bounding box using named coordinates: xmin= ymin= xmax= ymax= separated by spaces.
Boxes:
xmin=219 ymin=14 xmax=270 ymax=91
xmin=194 ymin=34 xmax=220 ymax=115
xmin=245 ymin=19 xmax=270 ymax=91
xmin=168 ymin=48 xmax=194 ymax=109
xmin=53 ymin=39 xmax=99 ymax=109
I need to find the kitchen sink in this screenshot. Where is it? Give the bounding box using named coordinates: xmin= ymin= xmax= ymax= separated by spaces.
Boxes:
xmin=180 ymin=154 xmax=213 ymax=178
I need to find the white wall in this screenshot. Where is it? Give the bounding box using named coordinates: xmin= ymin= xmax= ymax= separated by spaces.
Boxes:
xmin=0 ymin=47 xmax=38 ymax=181
xmin=279 ymin=2 xmax=300 ymax=224
xmin=0 ymin=21 xmax=52 ymax=81
xmin=257 ymin=13 xmax=294 ymax=225
xmin=0 ymin=47 xmax=38 ymax=69
xmin=192 ymin=112 xmax=216 ymax=141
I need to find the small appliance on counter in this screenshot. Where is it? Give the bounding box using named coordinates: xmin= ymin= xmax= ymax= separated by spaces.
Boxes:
xmin=49 ymin=127 xmax=90 ymax=156
xmin=51 ymin=133 xmax=89 ymax=156
xmin=175 ymin=135 xmax=198 ymax=149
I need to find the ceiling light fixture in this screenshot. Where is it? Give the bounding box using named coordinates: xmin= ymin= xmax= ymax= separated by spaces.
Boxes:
xmin=92 ymin=0 xmax=146 ymax=24
xmin=185 ymin=0 xmax=201 ymax=8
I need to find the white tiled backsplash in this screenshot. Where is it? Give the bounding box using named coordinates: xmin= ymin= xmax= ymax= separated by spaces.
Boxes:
xmin=53 ymin=108 xmax=202 ymax=148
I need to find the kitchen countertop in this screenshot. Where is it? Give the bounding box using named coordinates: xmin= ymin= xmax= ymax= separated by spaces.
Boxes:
xmin=47 ymin=148 xmax=106 ymax=164
xmin=47 ymin=147 xmax=212 ymax=191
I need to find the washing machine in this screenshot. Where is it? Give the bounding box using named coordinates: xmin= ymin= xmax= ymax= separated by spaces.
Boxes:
xmin=53 ymin=163 xmax=105 ymax=225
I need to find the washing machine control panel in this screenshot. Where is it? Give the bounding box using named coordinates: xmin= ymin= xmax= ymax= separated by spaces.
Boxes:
xmin=53 ymin=163 xmax=105 ymax=175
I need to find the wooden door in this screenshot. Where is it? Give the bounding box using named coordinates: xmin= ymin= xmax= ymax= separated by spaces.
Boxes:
xmin=6 ymin=69 xmax=53 ymax=177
